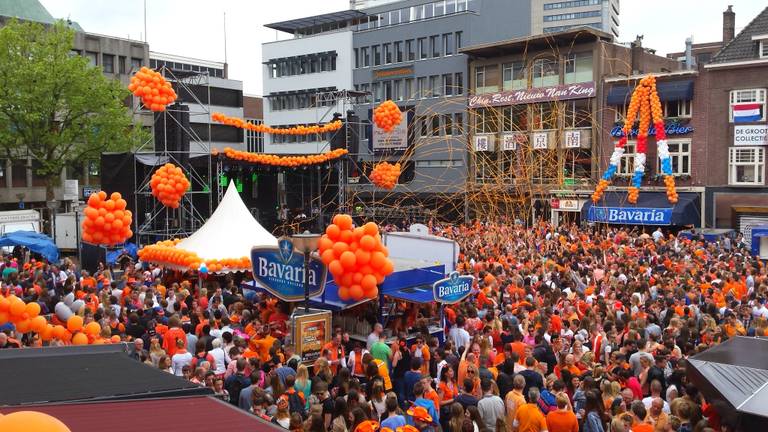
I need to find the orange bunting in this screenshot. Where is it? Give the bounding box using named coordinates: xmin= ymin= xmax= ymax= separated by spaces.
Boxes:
xmin=212 ymin=112 xmax=343 ymax=136
xmin=81 ymin=191 xmax=133 ymax=246
xmin=318 ymin=215 xmax=394 ymax=302
xmin=373 ymin=100 xmax=402 ymax=133
xmin=128 ymin=67 xmax=177 ymax=112
xmin=137 ymin=238 xmax=251 ymax=273
xmin=369 ymin=162 xmax=401 ymax=190
xmin=150 ymin=163 xmax=190 ymax=209
xmin=221 ymin=147 xmax=347 ymax=167
xmin=627 ymin=187 xmax=640 ymax=204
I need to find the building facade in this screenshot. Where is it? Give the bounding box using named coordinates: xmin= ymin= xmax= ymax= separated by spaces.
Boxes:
xmin=531 ymin=0 xmax=619 ymax=38
xmin=244 ymin=96 xmax=264 ymax=153
xmin=462 ymin=28 xmax=679 ymax=225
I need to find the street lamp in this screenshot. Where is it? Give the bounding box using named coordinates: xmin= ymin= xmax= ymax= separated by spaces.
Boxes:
xmin=291 ymin=231 xmax=321 ymax=313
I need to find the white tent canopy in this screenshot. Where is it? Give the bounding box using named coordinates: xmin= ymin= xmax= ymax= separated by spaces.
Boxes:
xmin=176 ymin=181 xmax=277 ymax=262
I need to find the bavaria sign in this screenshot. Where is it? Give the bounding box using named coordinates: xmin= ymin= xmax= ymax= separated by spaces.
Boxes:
xmin=251 ymin=238 xmax=328 ymax=302
xmin=433 ymin=271 xmax=475 ymax=304
xmin=468 ymin=82 xmax=596 ymax=108
xmin=588 ymin=206 xmax=672 ymax=226
xmin=610 ymin=123 xmax=693 ymax=138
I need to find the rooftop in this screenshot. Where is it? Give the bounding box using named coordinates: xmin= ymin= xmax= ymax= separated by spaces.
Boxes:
xmin=459 ymin=27 xmax=613 ymax=57
xmin=0 ymin=0 xmax=54 ymax=24
xmin=265 ymin=10 xmax=374 ymax=34
xmin=709 ymin=6 xmax=768 ymax=65
xmin=150 ymin=51 xmax=225 ymax=70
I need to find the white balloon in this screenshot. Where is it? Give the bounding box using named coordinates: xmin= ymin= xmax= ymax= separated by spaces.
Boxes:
xmin=63 ymin=293 xmax=75 ymax=306
xmin=55 ymin=302 xmax=73 ymax=321
xmin=69 ymin=300 xmax=85 ymax=314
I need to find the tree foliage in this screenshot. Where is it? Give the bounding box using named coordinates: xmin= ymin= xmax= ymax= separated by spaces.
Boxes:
xmin=0 ymin=19 xmax=144 ymax=198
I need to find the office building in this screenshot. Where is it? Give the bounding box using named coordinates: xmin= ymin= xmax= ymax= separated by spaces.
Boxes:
xmin=532 ymin=0 xmax=619 ymax=38
xmin=244 ymin=96 xmax=264 ymax=153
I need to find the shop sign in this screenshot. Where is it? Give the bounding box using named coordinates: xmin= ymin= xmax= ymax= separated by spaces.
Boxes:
xmin=373 ymin=66 xmax=414 ymax=81
xmin=532 ymin=132 xmax=548 ymax=150
xmin=734 ymin=125 xmax=768 ymax=146
xmin=564 ymin=130 xmax=581 ymax=148
xmin=553 ymin=199 xmax=579 ymax=210
xmin=502 ymin=133 xmax=527 ymax=150
xmin=610 ymin=122 xmax=693 ymax=138
xmin=433 ymin=271 xmax=475 ymax=304
xmin=468 ymin=82 xmax=595 ymax=108
xmin=82 ymin=186 xmax=99 ymax=199
xmin=588 ymin=206 xmax=672 ymax=225
xmin=474 ymin=135 xmax=493 ymax=151
xmin=251 ymin=238 xmax=327 ymax=301
xmin=373 ymin=114 xmax=408 ymax=151
xmin=293 ymin=311 xmax=331 ymax=363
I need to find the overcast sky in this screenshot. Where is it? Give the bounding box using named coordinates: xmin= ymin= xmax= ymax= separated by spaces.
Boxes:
xmin=40 ymin=0 xmax=766 ymax=96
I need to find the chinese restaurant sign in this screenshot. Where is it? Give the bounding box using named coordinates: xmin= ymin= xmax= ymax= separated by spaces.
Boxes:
xmin=468 ymin=82 xmax=596 ymax=108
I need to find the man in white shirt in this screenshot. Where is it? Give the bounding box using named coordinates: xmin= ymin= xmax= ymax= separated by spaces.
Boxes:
xmin=209 ymin=338 xmax=228 ymax=375
xmin=448 ymin=316 xmax=470 ymax=350
xmin=367 ymin=323 xmax=383 ymax=351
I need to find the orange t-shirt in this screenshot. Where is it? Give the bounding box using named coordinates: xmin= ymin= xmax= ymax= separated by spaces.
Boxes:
xmin=515 ymin=403 xmax=547 ymax=432
xmin=162 ymin=327 xmax=187 ymax=357
xmin=632 ymin=423 xmax=654 ymax=432
xmin=546 ymin=410 xmax=579 ymax=432
xmin=438 ymin=381 xmax=457 ymax=402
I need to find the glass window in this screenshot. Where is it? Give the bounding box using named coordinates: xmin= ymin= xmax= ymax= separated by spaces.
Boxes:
xmin=395 ymin=41 xmax=403 ymax=63
xmin=430 ymin=35 xmax=440 ymax=58
xmin=435 ymin=1 xmax=445 ymax=16
xmin=412 ymin=5 xmax=423 ymax=21
xmin=532 ymin=58 xmax=559 ymax=87
xmin=384 ymin=81 xmax=393 ymax=100
xmin=453 ymin=112 xmax=463 ymax=136
xmin=455 ymin=72 xmax=463 ymax=95
xmin=564 ymin=99 xmax=591 ymax=128
xmin=362 ymin=47 xmax=370 ymax=67
xmin=418 ymin=38 xmax=428 ymax=60
xmin=354 ymin=48 xmax=359 ymax=68
xmin=663 ymin=100 xmax=692 ymax=118
xmin=102 ymin=54 xmax=114 ymax=73
xmin=390 ymin=9 xmax=400 ymax=25
xmin=618 ymin=142 xmax=636 ymax=176
xmin=443 ymin=114 xmax=453 ymax=135
xmin=475 ymin=108 xmax=497 ymax=134
xmin=503 ymin=105 xmax=528 ymax=131
xmin=657 ymin=140 xmax=691 ymax=176
xmin=372 ymin=82 xmax=382 ymax=103
xmin=424 ymin=3 xmax=434 ymax=19
xmin=394 ymin=80 xmax=402 ymax=101
xmin=443 ymin=73 xmax=453 ymax=96
xmin=564 ymin=53 xmax=593 ymax=84
xmin=430 ymin=75 xmax=441 ymax=97
xmin=406 ymin=40 xmax=415 ymax=61
xmin=118 ymin=56 xmax=126 ymax=74
xmin=130 ymin=57 xmax=142 ymax=71
xmin=373 ymin=45 xmax=381 ymax=66
xmin=379 ymin=13 xmax=389 ymax=27
xmin=729 ymin=147 xmax=765 ymax=185
xmin=86 ymin=51 xmax=98 ymax=67
xmin=443 ymin=33 xmax=453 ymax=56
xmin=475 ymin=65 xmax=499 ymax=94
xmin=446 ymin=0 xmax=457 ymax=14
xmin=431 ymin=115 xmax=441 ymax=136
xmin=502 ymin=61 xmax=526 ymax=90
xmin=320 ymin=56 xmax=330 ymax=71
xmin=457 ymin=0 xmax=468 ymax=12
xmin=401 ymin=7 xmax=411 ymax=22
xmin=729 ymin=89 xmax=766 ymax=122
xmin=384 ymin=43 xmax=392 ymax=64
xmin=455 ymin=31 xmax=463 ymax=51
xmin=417 ymin=77 xmax=427 ymax=98
xmin=404 ymin=79 xmax=413 ymax=99
xmin=532 ymin=103 xmax=555 ymax=129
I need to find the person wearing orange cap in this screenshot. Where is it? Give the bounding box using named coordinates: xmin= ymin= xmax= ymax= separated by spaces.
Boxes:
xmin=354 ymin=420 xmax=380 ymax=432
xmin=406 ymin=405 xmax=434 ymax=431
xmin=408 ymin=381 xmax=438 ymax=429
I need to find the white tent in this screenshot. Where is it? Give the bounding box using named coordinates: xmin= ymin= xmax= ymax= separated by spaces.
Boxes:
xmin=176 ymin=181 xmax=277 ymax=262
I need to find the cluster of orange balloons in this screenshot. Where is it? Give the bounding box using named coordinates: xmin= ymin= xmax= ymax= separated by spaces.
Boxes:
xmin=150 ymin=163 xmax=190 ymax=209
xmin=81 ymin=192 xmax=133 ymax=246
xmin=591 ymin=179 xmax=610 ymax=203
xmin=373 ymin=100 xmax=402 ymax=133
xmin=627 ymin=186 xmax=640 ymax=204
xmin=220 ymin=147 xmax=348 ymax=167
xmin=128 ymin=67 xmax=177 ymax=112
xmin=0 ymin=295 xmax=46 ymax=336
xmin=137 ymin=238 xmax=251 ymax=273
xmin=664 ymin=175 xmax=678 ymax=204
xmin=212 ymin=112 xmax=343 ymax=135
xmin=318 ymin=215 xmax=394 ymax=301
xmin=369 ymin=162 xmax=401 ymax=190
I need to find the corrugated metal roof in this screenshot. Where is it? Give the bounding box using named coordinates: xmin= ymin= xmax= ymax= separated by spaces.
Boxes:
xmin=710 ymin=6 xmax=768 ymax=64
xmin=0 ymin=396 xmax=283 ymax=432
xmin=0 ymin=0 xmax=54 ymax=24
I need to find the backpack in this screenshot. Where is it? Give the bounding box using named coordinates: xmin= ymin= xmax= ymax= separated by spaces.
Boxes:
xmin=285 ymin=388 xmax=307 ymax=419
xmin=226 ymin=375 xmax=247 ymax=406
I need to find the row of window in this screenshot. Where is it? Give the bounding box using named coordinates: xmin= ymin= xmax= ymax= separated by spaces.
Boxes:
xmin=543 ymin=10 xmax=602 ymax=22
xmin=269 ymin=92 xmax=338 ymax=111
xmin=474 ymin=53 xmax=593 ymax=94
xmin=543 ymin=0 xmax=601 ymax=10
xmin=354 ymin=32 xmax=462 ymax=68
xmin=474 ymin=100 xmax=592 ymax=133
xmin=617 ymin=140 xmax=691 ymax=177
xmin=413 ymin=112 xmax=465 ymax=137
xmin=614 ymin=100 xmax=692 ymax=121
xmin=543 ymin=22 xmax=603 ymax=33
xmin=73 ymin=49 xmax=142 ymax=74
xmin=414 ymin=159 xmax=464 ymax=168
xmin=474 ymin=149 xmax=592 ymax=183
xmin=355 ymin=73 xmax=464 ymax=103
xmin=356 ymin=0 xmax=475 ymax=32
xmin=149 ymin=59 xmax=225 ymax=78
xmin=267 ymin=52 xmax=337 ymax=78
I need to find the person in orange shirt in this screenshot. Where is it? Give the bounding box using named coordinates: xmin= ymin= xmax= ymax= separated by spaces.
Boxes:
xmin=505 ymin=375 xmax=527 ymax=432
xmin=629 ymin=401 xmax=654 ymax=432
xmin=322 ymin=332 xmax=346 ymax=374
xmin=545 ymin=394 xmax=578 ymax=432
xmin=252 ymin=328 xmax=277 ymax=363
xmin=162 ymin=316 xmax=187 ymax=357
xmin=513 ymin=387 xmax=548 ymax=432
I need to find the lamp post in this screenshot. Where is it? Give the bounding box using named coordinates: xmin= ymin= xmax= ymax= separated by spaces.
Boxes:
xmin=291 ymin=231 xmax=321 ymax=314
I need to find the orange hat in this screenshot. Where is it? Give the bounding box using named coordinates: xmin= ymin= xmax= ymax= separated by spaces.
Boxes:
xmin=407 ymin=406 xmax=433 ymax=423
xmin=354 ymin=420 xmax=380 ymax=432
xmin=396 ymin=426 xmax=420 ymax=432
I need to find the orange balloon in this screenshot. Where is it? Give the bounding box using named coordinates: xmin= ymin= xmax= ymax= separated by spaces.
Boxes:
xmin=72 ymin=332 xmax=88 ymax=345
xmin=325 ymin=224 xmax=341 ymax=240
xmin=66 ymin=315 xmax=83 ymax=333
xmin=84 ymin=321 xmax=101 ymax=337
xmin=30 ymin=315 xmax=47 ymax=333
xmin=0 ymin=411 xmax=72 ymax=432
xmin=333 ymin=214 xmax=353 ymax=230
xmin=339 ymin=251 xmax=357 ymax=270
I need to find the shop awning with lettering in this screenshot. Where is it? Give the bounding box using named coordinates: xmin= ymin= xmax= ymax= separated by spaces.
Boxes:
xmin=606 ymin=80 xmax=694 ymax=105
xmin=581 ymin=191 xmax=701 ymax=226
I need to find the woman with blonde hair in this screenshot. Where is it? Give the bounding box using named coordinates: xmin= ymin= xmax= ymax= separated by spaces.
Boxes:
xmin=314 ymin=357 xmax=333 ymax=385
xmin=149 ymin=337 xmax=166 ymax=367
xmin=294 ymin=364 xmax=312 ymax=410
xmin=601 ymin=379 xmax=620 ymax=411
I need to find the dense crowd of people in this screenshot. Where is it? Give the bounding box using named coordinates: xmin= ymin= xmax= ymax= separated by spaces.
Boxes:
xmin=1 ymin=220 xmax=765 ymax=432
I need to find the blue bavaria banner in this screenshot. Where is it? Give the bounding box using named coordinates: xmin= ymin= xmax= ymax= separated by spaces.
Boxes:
xmin=588 ymin=206 xmax=672 ymax=225
xmin=433 ymin=271 xmax=475 ymax=304
xmin=251 ymin=238 xmax=327 ymax=302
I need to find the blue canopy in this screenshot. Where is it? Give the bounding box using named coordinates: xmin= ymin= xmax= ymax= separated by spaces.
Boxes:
xmin=581 ymin=191 xmax=701 ymax=226
xmin=0 ymin=230 xmax=59 ymax=262
xmin=106 ymin=242 xmax=138 ymax=265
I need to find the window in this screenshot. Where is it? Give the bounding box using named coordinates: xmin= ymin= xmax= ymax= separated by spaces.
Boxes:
xmin=544 ymin=0 xmax=601 ymax=10
xmin=379 ymin=13 xmax=389 ymax=27
xmin=412 ymin=5 xmax=423 ymax=20
xmin=432 ymin=115 xmax=441 ymax=135
xmin=85 ymin=51 xmax=98 ymax=67
xmin=657 ymin=140 xmax=691 ymax=176
xmin=503 ymin=105 xmax=528 ymax=131
xmin=394 ymin=41 xmax=403 ymax=63
xmin=443 ymin=114 xmax=453 ymax=135
xmin=618 ymin=142 xmax=637 ymax=176
xmin=475 ymin=108 xmax=497 ymax=133
xmin=457 ymin=0 xmax=468 ymax=12
xmin=729 ymin=89 xmax=766 ymax=122
xmin=502 ymin=61 xmax=526 ymax=90
xmin=320 ymin=56 xmax=330 ymax=71
xmin=564 ymin=99 xmax=591 ymax=128
xmin=663 ymin=100 xmax=692 ymax=118
xmin=729 ymin=147 xmax=765 ymax=185
xmin=532 ymin=103 xmax=555 ymax=130
xmin=446 ymin=0 xmax=457 ymax=14
xmin=384 ymin=81 xmax=393 ymax=100
xmin=443 ymin=73 xmax=453 ymax=96
xmin=430 ymin=75 xmax=441 ymax=97
xmin=373 ymin=82 xmax=382 ymax=103
xmin=418 ymin=38 xmax=428 ymax=59
xmin=362 ymin=47 xmax=370 ymax=67
xmin=404 ymin=79 xmax=413 ymax=99
xmin=130 ymin=57 xmax=142 ymax=71
xmin=760 ymin=40 xmax=768 ymax=59
xmin=384 ymin=43 xmax=392 ymax=64
xmin=434 ymin=0 xmax=445 ymax=16
xmin=406 ymin=40 xmax=415 ymax=61
xmin=453 ymin=112 xmax=463 ymax=135
xmin=543 ymin=10 xmax=602 ymax=22
xmin=373 ymin=45 xmax=381 ymax=66
xmin=613 ymin=104 xmax=627 ymax=122
xmin=475 ymin=65 xmax=499 ymax=94
xmin=354 ymin=48 xmax=359 ymax=68
xmin=455 ymin=31 xmax=463 ymax=51
xmin=532 ymin=58 xmax=559 ymax=87
xmin=564 ymin=53 xmax=593 ymax=84
xmin=401 ymin=7 xmax=411 ymax=23
xmin=417 ymin=77 xmax=427 ymax=98
xmin=455 ymin=72 xmax=463 ymax=95
xmin=390 ymin=9 xmax=400 ymax=25
xmin=394 ymin=80 xmax=402 ymax=101
xmin=443 ymin=33 xmax=453 ymax=56
xmin=102 ymin=54 xmax=114 ymax=73
xmin=430 ymin=35 xmax=440 ymax=58
xmin=424 ymin=2 xmax=434 ymax=19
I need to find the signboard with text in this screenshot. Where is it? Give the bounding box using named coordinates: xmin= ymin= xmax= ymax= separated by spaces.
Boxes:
xmin=734 ymin=125 xmax=768 ymax=146
xmin=468 ymin=82 xmax=596 ymax=108
xmin=565 ymin=130 xmax=581 ymax=148
xmin=587 ymin=206 xmax=672 ymax=225
xmin=372 ymin=113 xmax=409 ymax=152
xmin=502 ymin=133 xmax=527 ymax=151
xmin=251 ymin=238 xmax=327 ymax=301
xmin=532 ymin=132 xmax=549 ymax=150
xmin=433 ymin=271 xmax=475 ymax=304
xmin=610 ymin=122 xmax=693 ymax=137
xmin=293 ymin=311 xmax=332 ymax=363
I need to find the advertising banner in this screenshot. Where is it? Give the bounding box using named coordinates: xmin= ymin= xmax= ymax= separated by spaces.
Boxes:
xmin=251 ymin=238 xmax=327 ymax=301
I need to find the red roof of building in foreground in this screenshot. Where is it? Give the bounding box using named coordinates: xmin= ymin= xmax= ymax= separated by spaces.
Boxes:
xmin=0 ymin=396 xmax=282 ymax=432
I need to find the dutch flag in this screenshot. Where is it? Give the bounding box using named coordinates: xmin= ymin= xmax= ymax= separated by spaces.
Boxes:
xmin=733 ymin=103 xmax=763 ymax=123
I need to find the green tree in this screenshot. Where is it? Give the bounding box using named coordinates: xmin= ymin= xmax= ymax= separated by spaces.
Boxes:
xmin=0 ymin=19 xmax=143 ymax=202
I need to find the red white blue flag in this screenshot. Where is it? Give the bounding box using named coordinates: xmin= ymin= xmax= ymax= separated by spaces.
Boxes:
xmin=733 ymin=103 xmax=762 ymax=123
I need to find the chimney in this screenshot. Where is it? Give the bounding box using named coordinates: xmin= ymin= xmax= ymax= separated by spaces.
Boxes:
xmin=630 ymin=35 xmax=644 ymax=74
xmin=723 ymin=5 xmax=735 ymax=43
xmin=685 ymin=36 xmax=694 ymax=69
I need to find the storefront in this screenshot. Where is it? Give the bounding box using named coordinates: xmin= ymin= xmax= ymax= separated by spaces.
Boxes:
xmin=549 ymin=194 xmax=591 ymax=227
xmin=581 ymin=191 xmax=702 ymax=227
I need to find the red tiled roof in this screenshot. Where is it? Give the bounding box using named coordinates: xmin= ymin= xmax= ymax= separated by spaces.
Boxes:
xmin=0 ymin=396 xmax=282 ymax=432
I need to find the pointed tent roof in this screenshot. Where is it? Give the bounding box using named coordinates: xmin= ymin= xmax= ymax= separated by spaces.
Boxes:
xmin=176 ymin=181 xmax=277 ymax=262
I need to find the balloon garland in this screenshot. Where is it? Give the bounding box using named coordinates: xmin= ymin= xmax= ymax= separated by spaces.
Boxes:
xmin=212 ymin=112 xmax=343 ymax=135
xmin=373 ymin=100 xmax=402 ymax=133
xmin=593 ymin=75 xmax=677 ymax=204
xmin=369 ymin=162 xmax=401 ymax=190
xmin=0 ymin=411 xmax=72 ymax=432
xmin=318 ymin=215 xmax=394 ymax=302
xmin=137 ymin=238 xmax=251 ymax=273
xmin=150 ymin=163 xmax=190 ymax=209
xmin=127 ymin=67 xmax=177 ymax=112
xmin=220 ymin=147 xmax=348 ymax=167
xmin=81 ymin=192 xmax=133 ymax=246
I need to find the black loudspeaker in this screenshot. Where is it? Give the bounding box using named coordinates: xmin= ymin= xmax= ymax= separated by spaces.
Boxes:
xmin=346 ymin=112 xmax=360 ymax=157
xmin=330 ymin=112 xmax=345 ymax=151
xmin=153 ymin=103 xmax=190 ymax=162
